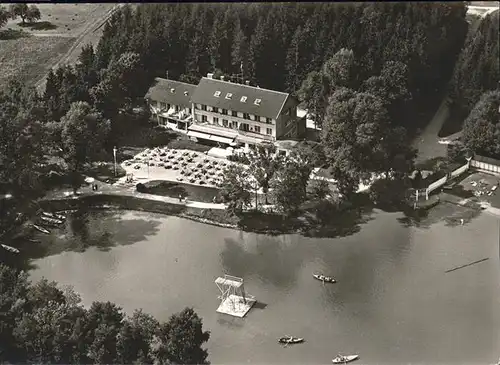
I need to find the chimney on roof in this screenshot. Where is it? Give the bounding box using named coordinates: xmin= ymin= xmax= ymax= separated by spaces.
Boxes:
xmin=207 ymin=73 xmax=214 ymax=79
xmin=245 ymin=80 xmax=250 ymax=86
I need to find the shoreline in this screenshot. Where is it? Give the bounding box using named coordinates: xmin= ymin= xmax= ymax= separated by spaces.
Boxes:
xmin=38 ymin=194 xmax=301 ymax=235
xmin=38 ymin=191 xmax=435 ymax=238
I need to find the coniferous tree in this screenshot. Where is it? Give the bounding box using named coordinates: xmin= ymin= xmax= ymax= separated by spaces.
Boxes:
xmin=449 ymin=11 xmax=499 ymax=129
xmin=231 ymin=18 xmax=249 ymax=78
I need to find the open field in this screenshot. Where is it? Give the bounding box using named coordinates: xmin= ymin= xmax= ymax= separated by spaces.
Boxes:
xmin=0 ymin=3 xmax=119 ymax=91
xmin=0 ymin=35 xmax=75 ymax=88
xmin=469 ymin=1 xmax=499 ymax=8
xmin=2 ymin=4 xmax=115 ymax=37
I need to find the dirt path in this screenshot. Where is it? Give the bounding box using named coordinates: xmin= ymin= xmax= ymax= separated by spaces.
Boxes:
xmin=34 ymin=3 xmax=124 ymax=93
xmin=412 ymin=9 xmax=494 ymax=166
xmin=30 ymin=33 xmax=76 ymax=38
xmin=46 ymin=182 xmax=227 ymax=210
xmin=413 ymin=97 xmax=450 ymax=165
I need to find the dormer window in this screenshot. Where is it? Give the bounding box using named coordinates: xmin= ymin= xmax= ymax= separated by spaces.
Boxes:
xmin=214 ymin=91 xmax=221 ymax=97
xmin=170 ymin=88 xmax=175 ymax=93
xmin=254 ymin=99 xmax=261 ymax=105
xmin=225 ymin=93 xmax=232 ymax=100
xmin=240 ymin=96 xmax=247 ymax=103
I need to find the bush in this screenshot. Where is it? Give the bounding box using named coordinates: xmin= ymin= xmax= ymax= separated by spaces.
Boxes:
xmin=313 ymin=199 xmax=341 ymax=226
xmin=136 ymin=183 xmax=146 ymax=192
xmin=369 ymin=178 xmax=411 ymax=209
xmin=227 ymin=153 xmax=250 ymax=165
xmin=307 ymin=179 xmax=330 ymax=200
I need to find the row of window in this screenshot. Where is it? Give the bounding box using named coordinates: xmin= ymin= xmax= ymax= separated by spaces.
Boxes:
xmin=213 ymin=91 xmax=261 ymax=106
xmin=156 ymin=101 xmax=183 ymax=113
xmin=201 ymin=115 xmax=272 ymax=135
xmin=196 ymin=104 xmax=272 ymax=124
xmin=154 ymin=101 xmax=276 ymax=124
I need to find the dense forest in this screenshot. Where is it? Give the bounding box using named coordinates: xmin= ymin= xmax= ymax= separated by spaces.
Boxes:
xmin=461 ymin=90 xmax=500 ymax=158
xmin=448 ymin=11 xmax=499 ymax=133
xmin=0 ymin=4 xmax=492 ymax=361
xmin=0 ymin=264 xmax=210 ymax=364
xmin=40 ymin=2 xmax=469 ymax=133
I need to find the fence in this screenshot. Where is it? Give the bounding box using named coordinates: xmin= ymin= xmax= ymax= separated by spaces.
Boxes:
xmin=426 ymin=175 xmax=448 ymax=197
xmin=451 ymin=163 xmax=469 ymax=178
xmin=470 ymin=159 xmax=500 ymax=173
xmin=424 ymin=160 xmax=471 ymax=199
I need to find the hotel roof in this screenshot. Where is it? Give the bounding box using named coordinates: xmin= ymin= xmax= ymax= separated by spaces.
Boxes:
xmin=190 ymin=77 xmax=290 ymax=120
xmin=145 ymin=78 xmax=196 ymax=108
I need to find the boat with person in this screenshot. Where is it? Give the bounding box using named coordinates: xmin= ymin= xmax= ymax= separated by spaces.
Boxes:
xmin=40 ymin=215 xmax=64 ymax=225
xmin=313 ymin=274 xmax=337 ymax=283
xmin=1 ymin=244 xmax=20 ymax=254
xmin=332 ymin=354 xmax=359 ymax=364
xmin=42 ymin=211 xmax=66 ymax=221
xmin=278 ymin=336 xmax=304 ymax=345
xmin=32 ymin=224 xmax=50 ymax=234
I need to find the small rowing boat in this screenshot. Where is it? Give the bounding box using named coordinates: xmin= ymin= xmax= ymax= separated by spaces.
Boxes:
xmin=313 ymin=274 xmax=336 ymax=283
xmin=42 ymin=211 xmax=66 ymax=221
xmin=32 ymin=224 xmax=50 ymax=234
xmin=332 ymin=354 xmax=359 ymax=364
xmin=278 ymin=336 xmax=304 ymax=345
xmin=40 ymin=215 xmax=64 ymax=225
xmin=1 ymin=244 xmax=20 ymax=254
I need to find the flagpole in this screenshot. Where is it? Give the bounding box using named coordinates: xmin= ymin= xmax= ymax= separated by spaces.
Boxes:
xmin=113 ymin=146 xmax=117 ymax=176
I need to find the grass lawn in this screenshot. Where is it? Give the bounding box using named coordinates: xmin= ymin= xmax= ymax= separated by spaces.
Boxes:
xmin=86 ymin=162 xmax=126 ymax=184
xmin=0 ymin=4 xmax=117 ymax=91
xmin=3 ymin=4 xmax=116 ymax=37
xmin=142 ymin=180 xmax=221 ymax=203
xmin=0 ymin=35 xmax=75 ymax=88
xmin=140 ymin=180 xmax=273 ymax=205
xmin=115 ymin=115 xmax=212 ymax=153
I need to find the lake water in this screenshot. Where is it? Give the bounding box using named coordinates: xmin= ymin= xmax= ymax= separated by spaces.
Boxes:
xmin=29 ymin=204 xmax=500 ymax=364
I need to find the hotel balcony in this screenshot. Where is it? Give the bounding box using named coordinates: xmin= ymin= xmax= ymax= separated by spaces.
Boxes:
xmin=152 ymin=106 xmax=192 ymax=132
xmin=187 ymin=121 xmax=275 ymax=150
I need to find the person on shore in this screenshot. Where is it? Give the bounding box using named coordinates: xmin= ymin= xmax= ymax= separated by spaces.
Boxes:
xmin=460 ymin=218 xmax=464 ymax=225
xmin=179 ymin=194 xmax=182 ymax=202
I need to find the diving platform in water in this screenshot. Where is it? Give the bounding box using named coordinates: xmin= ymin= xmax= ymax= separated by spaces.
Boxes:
xmin=215 ymin=275 xmax=256 ymax=318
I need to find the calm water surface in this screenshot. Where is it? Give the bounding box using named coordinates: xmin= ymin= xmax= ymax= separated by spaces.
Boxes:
xmin=29 ymin=204 xmax=500 ymax=364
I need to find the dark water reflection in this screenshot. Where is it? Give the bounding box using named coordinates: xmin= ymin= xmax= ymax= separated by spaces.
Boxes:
xmin=28 ymin=206 xmax=500 ymax=364
xmin=28 ymin=210 xmax=163 ymax=260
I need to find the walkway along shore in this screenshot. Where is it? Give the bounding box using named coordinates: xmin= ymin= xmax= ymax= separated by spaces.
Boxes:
xmin=40 ymin=192 xmax=240 ymax=230
xmin=440 ymin=192 xmax=500 ymax=217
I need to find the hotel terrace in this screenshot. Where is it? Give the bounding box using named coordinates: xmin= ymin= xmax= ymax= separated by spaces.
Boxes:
xmin=145 ymin=73 xmax=306 ymax=154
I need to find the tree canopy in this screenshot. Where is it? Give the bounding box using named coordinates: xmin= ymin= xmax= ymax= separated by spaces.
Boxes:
xmin=9 ymin=4 xmax=41 ymax=24
xmin=448 ymin=11 xmax=499 ymax=131
xmin=61 ymin=101 xmax=110 ymax=193
xmin=461 ymin=89 xmax=500 ymax=158
xmin=0 ymin=6 xmax=9 ymax=28
xmin=40 ymin=3 xmax=468 ymax=134
xmin=220 ymin=163 xmax=252 ymax=215
xmin=0 ymin=264 xmax=210 ymax=365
